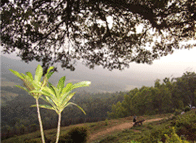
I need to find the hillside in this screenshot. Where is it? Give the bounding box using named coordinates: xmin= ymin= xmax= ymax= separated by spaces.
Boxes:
xmin=1 ymin=114 xmax=170 ymax=143
xmin=2 ymin=110 xmax=196 ymax=143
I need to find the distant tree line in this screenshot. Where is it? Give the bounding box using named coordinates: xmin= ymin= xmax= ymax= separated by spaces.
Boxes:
xmin=108 ymin=71 xmax=196 ymax=118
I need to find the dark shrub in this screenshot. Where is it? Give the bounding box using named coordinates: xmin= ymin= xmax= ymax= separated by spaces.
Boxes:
xmin=59 ymin=126 xmax=88 ymax=143
xmin=174 ymin=109 xmax=182 ymax=116
xmin=184 ymin=106 xmax=190 ymax=112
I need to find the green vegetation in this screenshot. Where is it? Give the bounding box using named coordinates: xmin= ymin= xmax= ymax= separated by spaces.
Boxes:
xmin=58 ymin=126 xmax=89 ymax=143
xmin=2 ymin=110 xmax=195 ymax=143
xmin=8 ymin=65 xmax=91 ymax=143
xmin=2 ymin=71 xmax=196 ymax=142
xmin=30 ymin=76 xmax=90 ymax=143
xmin=95 ymin=110 xmax=196 ymax=143
xmin=9 ymin=65 xmax=55 ymax=143
xmin=1 ymin=91 xmax=124 ymax=140
xmin=108 ymin=72 xmax=196 ymax=118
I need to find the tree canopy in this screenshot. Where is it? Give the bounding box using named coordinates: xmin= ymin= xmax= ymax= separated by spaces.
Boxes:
xmin=1 ymin=0 xmax=196 ymax=73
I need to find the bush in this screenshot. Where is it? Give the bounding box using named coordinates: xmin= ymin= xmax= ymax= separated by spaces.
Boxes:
xmin=164 ymin=127 xmax=190 ymax=143
xmin=59 ymin=126 xmax=89 ymax=143
xmin=184 ymin=106 xmax=190 ymax=112
xmin=105 ymin=119 xmax=109 ymax=126
xmin=174 ymin=109 xmax=182 ymax=116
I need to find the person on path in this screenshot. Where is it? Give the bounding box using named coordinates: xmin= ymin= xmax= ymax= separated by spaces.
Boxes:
xmin=133 ymin=115 xmax=137 ymax=123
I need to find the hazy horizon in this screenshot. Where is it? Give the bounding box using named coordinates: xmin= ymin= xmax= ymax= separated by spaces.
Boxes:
xmin=1 ymin=47 xmax=196 ymax=92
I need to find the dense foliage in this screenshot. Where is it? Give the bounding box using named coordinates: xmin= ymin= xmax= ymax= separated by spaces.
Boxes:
xmin=108 ymin=71 xmax=196 ymax=118
xmin=1 ymin=0 xmax=195 ymax=72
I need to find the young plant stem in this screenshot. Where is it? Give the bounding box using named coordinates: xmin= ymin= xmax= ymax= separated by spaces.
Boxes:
xmin=36 ymin=98 xmax=45 ymax=143
xmin=56 ymin=113 xmax=61 ymax=143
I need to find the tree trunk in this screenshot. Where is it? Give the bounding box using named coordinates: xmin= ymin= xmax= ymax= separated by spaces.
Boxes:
xmin=36 ymin=98 xmax=45 ymax=143
xmin=56 ymin=113 xmax=61 ymax=143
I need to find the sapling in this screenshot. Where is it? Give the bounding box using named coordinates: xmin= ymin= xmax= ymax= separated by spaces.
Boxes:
xmin=30 ymin=76 xmax=91 ymax=143
xmin=9 ymin=65 xmax=54 ymax=143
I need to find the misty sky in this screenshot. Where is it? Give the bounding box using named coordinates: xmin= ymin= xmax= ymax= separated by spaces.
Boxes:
xmin=1 ymin=45 xmax=196 ymax=92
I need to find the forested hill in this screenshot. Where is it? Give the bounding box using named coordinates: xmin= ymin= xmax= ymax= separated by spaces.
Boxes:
xmin=108 ymin=71 xmax=196 ymax=118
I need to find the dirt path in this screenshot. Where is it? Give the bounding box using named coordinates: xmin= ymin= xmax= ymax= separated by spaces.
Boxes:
xmin=88 ymin=118 xmax=164 ymax=142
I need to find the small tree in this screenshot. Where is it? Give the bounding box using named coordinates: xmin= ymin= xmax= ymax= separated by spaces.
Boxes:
xmin=9 ymin=65 xmax=54 ymax=143
xmin=30 ymin=76 xmax=91 ymax=143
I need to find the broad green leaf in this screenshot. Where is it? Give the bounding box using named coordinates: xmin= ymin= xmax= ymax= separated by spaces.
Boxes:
xmin=15 ymin=85 xmax=29 ymax=92
xmin=34 ymin=65 xmax=43 ymax=82
xmin=71 ymin=81 xmax=91 ymax=90
xmin=30 ymin=90 xmax=45 ymax=95
xmin=46 ymin=66 xmax=54 ymax=74
xmin=9 ymin=69 xmax=24 ymax=79
xmin=41 ymin=76 xmax=48 ymax=87
xmin=46 ymin=71 xmax=54 ymax=79
xmin=48 ymin=82 xmax=53 ymax=87
xmin=57 ymin=76 xmax=65 ymax=93
xmin=61 ymin=92 xmax=76 ymax=107
xmin=50 ymin=85 xmax=59 ymax=98
xmin=40 ymin=96 xmax=57 ymax=110
xmin=38 ymin=88 xmax=59 ymax=105
xmin=31 ymin=104 xmax=55 ymax=110
xmin=26 ymin=72 xmax=33 ymax=80
xmin=30 ymin=89 xmax=55 ymax=102
xmin=61 ymin=83 xmax=73 ymax=95
xmin=64 ymin=102 xmax=86 ymax=115
xmin=23 ymin=79 xmax=35 ymax=91
xmin=42 ymin=86 xmax=55 ymax=96
xmin=31 ymin=80 xmax=42 ymax=90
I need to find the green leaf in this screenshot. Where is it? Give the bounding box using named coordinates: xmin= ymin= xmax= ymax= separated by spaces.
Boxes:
xmin=46 ymin=66 xmax=54 ymax=74
xmin=40 ymin=96 xmax=57 ymax=110
xmin=9 ymin=69 xmax=24 ymax=79
xmin=29 ymin=90 xmax=45 ymax=95
xmin=50 ymin=85 xmax=59 ymax=98
xmin=35 ymin=65 xmax=43 ymax=82
xmin=65 ymin=102 xmax=86 ymax=115
xmin=23 ymin=79 xmax=35 ymax=91
xmin=61 ymin=92 xmax=76 ymax=107
xmin=57 ymin=76 xmax=65 ymax=93
xmin=21 ymin=73 xmax=28 ymax=79
xmin=26 ymin=72 xmax=33 ymax=80
xmin=71 ymin=81 xmax=91 ymax=90
xmin=31 ymin=104 xmax=55 ymax=110
xmin=61 ymin=83 xmax=73 ymax=95
xmin=42 ymin=86 xmax=55 ymax=97
xmin=38 ymin=88 xmax=59 ymax=106
xmin=30 ymin=104 xmax=37 ymax=108
xmin=15 ymin=85 xmax=29 ymax=92
xmin=46 ymin=71 xmax=54 ymax=79
xmin=41 ymin=75 xmax=48 ymax=87
xmin=31 ymin=80 xmax=42 ymax=90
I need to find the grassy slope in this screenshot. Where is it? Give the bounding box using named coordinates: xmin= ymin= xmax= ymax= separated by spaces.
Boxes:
xmin=2 ymin=114 xmax=171 ymax=143
xmin=95 ymin=110 xmax=196 ymax=143
xmin=2 ymin=111 xmax=196 ymax=143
